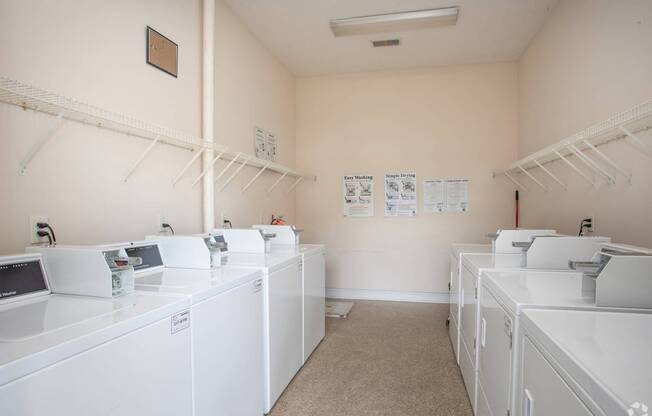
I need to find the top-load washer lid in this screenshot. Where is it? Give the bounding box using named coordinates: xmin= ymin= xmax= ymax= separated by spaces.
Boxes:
xmin=521 ymin=309 xmax=652 ymax=416
xmin=451 ymin=243 xmax=492 ymax=261
xmin=461 ymin=252 xmax=523 ymax=276
xmin=221 ymin=251 xmax=300 ymax=274
xmin=0 ymin=292 xmax=190 ymax=386
xmin=134 ymin=267 xmax=262 ymax=304
xmin=267 ymin=244 xmax=325 ymax=257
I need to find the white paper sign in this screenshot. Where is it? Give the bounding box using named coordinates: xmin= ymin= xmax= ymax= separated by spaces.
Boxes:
xmin=343 ymin=175 xmax=374 ymax=217
xmin=423 ymin=180 xmax=446 ymax=213
xmin=254 ymin=126 xmax=277 ymax=162
xmin=446 ymin=179 xmax=469 ymax=213
xmin=385 ymin=172 xmax=417 ymax=217
xmin=423 ymin=178 xmax=470 ymax=213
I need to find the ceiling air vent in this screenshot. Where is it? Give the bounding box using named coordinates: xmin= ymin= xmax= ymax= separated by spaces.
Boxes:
xmin=371 ymin=39 xmax=400 ymax=47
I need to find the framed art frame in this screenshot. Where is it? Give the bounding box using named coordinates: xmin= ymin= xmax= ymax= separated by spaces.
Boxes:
xmin=146 ymin=26 xmax=178 ymax=77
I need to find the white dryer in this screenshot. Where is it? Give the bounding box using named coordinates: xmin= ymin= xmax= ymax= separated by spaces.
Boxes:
xmin=477 ymin=269 xmax=651 ymax=416
xmin=519 ymin=309 xmax=652 ymax=416
xmin=459 ymin=235 xmax=609 ymax=412
xmin=449 ymin=243 xmax=491 ymax=364
xmin=0 ymin=253 xmax=193 ymax=416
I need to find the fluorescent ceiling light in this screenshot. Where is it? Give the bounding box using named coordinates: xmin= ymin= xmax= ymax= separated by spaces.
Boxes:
xmin=330 ymin=7 xmax=459 ymax=37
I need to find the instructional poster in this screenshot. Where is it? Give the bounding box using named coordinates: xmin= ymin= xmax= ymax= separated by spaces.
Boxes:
xmin=423 ymin=178 xmax=470 ymax=213
xmin=254 ymin=127 xmax=277 ymax=162
xmin=343 ymin=175 xmax=374 ymax=217
xmin=446 ymin=178 xmax=470 ymax=213
xmin=385 ymin=172 xmax=417 ymax=217
xmin=423 ymin=180 xmax=446 ymax=213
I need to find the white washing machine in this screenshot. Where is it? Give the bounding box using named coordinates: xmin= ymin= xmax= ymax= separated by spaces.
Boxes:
xmin=114 ymin=240 xmax=266 ymax=416
xmin=477 ymin=269 xmax=652 ymax=416
xmin=449 ymin=243 xmax=491 ymax=364
xmin=296 ymin=244 xmax=326 ymax=363
xmin=458 ymin=235 xmax=609 ymax=412
xmin=217 ymin=229 xmax=303 ymax=414
xmin=221 ymin=252 xmax=302 ymax=413
xmin=0 ymin=253 xmax=193 ymax=416
xmin=253 ymin=225 xmax=326 ymax=363
xmin=519 ymin=309 xmax=652 ymax=416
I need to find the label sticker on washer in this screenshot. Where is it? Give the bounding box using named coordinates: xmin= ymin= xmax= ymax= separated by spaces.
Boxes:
xmin=253 ymin=279 xmax=263 ymax=293
xmin=171 ymin=310 xmax=191 ymax=334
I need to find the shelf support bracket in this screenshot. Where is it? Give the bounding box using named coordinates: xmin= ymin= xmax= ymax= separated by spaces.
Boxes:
xmin=18 ymin=112 xmax=66 ymax=176
xmin=533 ymin=160 xmax=567 ymax=190
xmin=503 ymin=171 xmax=528 ymax=192
xmin=286 ymin=176 xmax=304 ymax=194
xmin=123 ymin=135 xmax=161 ymax=182
xmin=518 ymin=165 xmax=548 ymax=191
xmin=619 ymin=126 xmax=652 ymax=158
xmin=219 ymin=156 xmax=250 ymax=191
xmin=582 ymin=140 xmax=632 ymax=183
xmin=213 ymin=152 xmax=241 ymax=183
xmin=241 ymin=162 xmax=271 ymax=193
xmin=554 ymin=150 xmax=595 ymax=187
xmin=191 ymin=150 xmax=225 ymax=188
xmin=566 ymin=143 xmax=615 ymax=184
xmin=172 ymin=146 xmax=206 ymax=186
xmin=267 ymin=172 xmax=288 ymax=194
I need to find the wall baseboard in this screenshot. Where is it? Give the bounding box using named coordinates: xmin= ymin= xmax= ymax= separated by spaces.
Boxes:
xmin=326 ymin=288 xmax=449 ymax=304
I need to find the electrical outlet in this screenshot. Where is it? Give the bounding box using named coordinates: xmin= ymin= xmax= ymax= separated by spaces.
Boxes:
xmin=157 ymin=215 xmax=168 ymax=232
xmin=29 ymin=215 xmax=50 ymax=244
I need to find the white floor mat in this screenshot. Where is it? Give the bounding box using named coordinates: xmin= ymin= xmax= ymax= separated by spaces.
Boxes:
xmin=325 ymin=301 xmax=354 ymax=318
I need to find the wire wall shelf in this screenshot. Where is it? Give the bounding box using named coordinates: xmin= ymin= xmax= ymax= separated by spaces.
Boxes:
xmin=0 ymin=75 xmax=309 ymax=191
xmin=493 ymin=99 xmax=652 ymax=191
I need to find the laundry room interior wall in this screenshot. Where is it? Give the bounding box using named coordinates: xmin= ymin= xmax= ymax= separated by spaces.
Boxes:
xmin=212 ymin=0 xmax=297 ymax=229
xmin=295 ymin=63 xmax=519 ymax=297
xmin=517 ymin=0 xmax=652 ymax=246
xmin=0 ymin=0 xmax=297 ymax=254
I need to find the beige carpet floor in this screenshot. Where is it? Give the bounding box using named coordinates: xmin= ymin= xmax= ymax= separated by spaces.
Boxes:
xmin=269 ymin=300 xmax=473 ymax=416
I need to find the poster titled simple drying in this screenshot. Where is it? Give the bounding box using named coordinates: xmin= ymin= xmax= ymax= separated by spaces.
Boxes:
xmin=384 ymin=172 xmax=417 ymax=217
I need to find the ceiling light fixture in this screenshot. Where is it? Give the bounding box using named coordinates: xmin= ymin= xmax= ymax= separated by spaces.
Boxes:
xmin=330 ymin=7 xmax=459 ymax=37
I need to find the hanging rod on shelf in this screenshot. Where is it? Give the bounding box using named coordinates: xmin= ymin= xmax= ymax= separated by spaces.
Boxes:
xmin=493 ymin=99 xmax=652 ymax=190
xmin=0 ymin=76 xmax=216 ymax=152
xmin=1 ymin=75 xmax=314 ymax=191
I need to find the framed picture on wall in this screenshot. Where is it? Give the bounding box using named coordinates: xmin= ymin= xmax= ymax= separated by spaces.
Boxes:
xmin=146 ymin=26 xmax=178 ymax=77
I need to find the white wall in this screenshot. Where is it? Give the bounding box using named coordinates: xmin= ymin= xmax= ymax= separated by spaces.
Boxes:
xmin=213 ymin=0 xmax=296 ymax=228
xmin=296 ymin=64 xmax=519 ymax=295
xmin=518 ymin=0 xmax=652 ymax=246
xmin=0 ymin=0 xmax=297 ymax=254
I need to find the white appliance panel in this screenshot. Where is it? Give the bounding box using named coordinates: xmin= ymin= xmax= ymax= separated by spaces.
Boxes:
xmin=521 ymin=336 xmax=592 ymax=416
xmin=303 ymin=250 xmax=325 ymax=362
xmin=267 ymin=262 xmax=303 ymax=411
xmin=192 ymin=278 xmax=264 ymax=416
xmin=0 ymin=316 xmax=192 ymax=415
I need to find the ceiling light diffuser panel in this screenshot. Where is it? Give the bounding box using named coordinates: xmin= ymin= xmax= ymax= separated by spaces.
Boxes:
xmin=330 ymin=7 xmax=459 ymax=37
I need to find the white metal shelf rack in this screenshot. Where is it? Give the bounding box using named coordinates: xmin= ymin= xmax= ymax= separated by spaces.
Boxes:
xmin=0 ymin=75 xmax=310 ymax=192
xmin=493 ymin=99 xmax=652 ymax=191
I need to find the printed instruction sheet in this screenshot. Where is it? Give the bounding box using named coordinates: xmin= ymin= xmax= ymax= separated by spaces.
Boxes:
xmin=424 ymin=178 xmax=469 ymax=213
xmin=385 ymin=172 xmax=417 ymax=217
xmin=423 ymin=180 xmax=446 ymax=213
xmin=343 ymin=175 xmax=374 ymax=217
xmin=254 ymin=126 xmax=277 ymax=162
